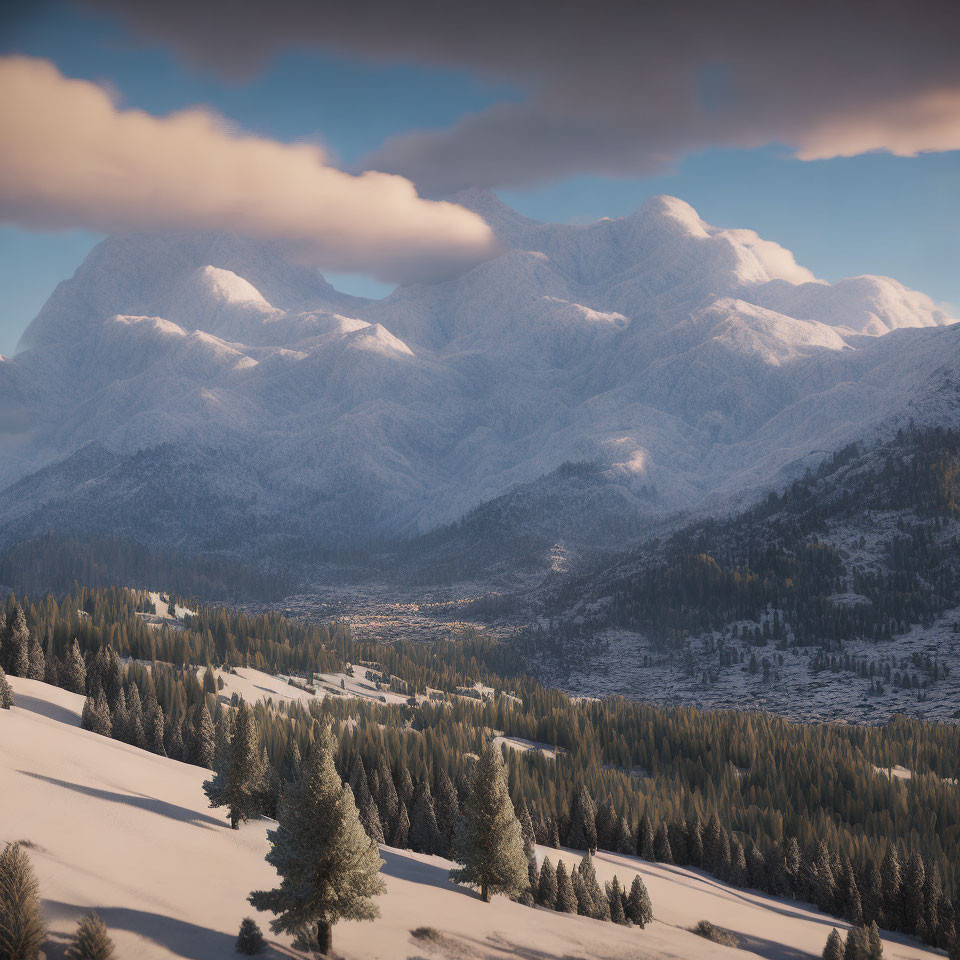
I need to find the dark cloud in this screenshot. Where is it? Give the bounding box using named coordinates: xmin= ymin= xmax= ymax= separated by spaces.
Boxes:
xmin=82 ymin=0 xmax=960 ymax=193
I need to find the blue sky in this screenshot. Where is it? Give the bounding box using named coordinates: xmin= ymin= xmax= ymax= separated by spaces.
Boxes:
xmin=1 ymin=2 xmax=957 ymax=355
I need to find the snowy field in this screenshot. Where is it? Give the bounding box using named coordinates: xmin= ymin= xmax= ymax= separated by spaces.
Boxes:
xmin=0 ymin=676 xmax=943 ymax=960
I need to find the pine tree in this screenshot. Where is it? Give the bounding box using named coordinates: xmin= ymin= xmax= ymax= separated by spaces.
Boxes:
xmin=637 ymin=816 xmax=654 ymax=860
xmin=449 ymin=743 xmax=528 ymax=903
xmin=248 ymin=724 xmax=385 ymax=957
xmin=686 ymin=814 xmax=704 ymax=867
xmin=394 ymin=764 xmax=414 ymax=810
xmin=1 ymin=605 xmax=30 ymax=678
xmin=145 ymin=703 xmax=165 ymax=755
xmin=409 ymin=780 xmax=442 ymax=855
xmin=26 ymin=639 xmax=44 ymax=682
xmin=823 ymin=928 xmax=844 ymax=960
xmin=729 ymin=835 xmax=748 ymax=886
xmin=374 ymin=756 xmax=399 ymax=834
xmin=391 ymin=801 xmax=410 ymax=848
xmin=567 ymin=785 xmax=598 ymax=853
xmin=837 ymin=856 xmax=863 ymax=925
xmin=65 ymin=911 xmax=115 ymax=960
xmin=595 ymin=798 xmax=617 ymax=851
xmin=625 ymin=874 xmax=653 ymax=928
xmin=203 ymin=700 xmax=267 ymax=829
xmin=901 ymin=851 xmax=925 ymax=937
xmin=515 ymin=796 xmax=538 ymax=892
xmin=0 ymin=666 xmax=13 ymax=709
xmin=164 ymin=714 xmax=184 ymax=762
xmin=653 ymin=823 xmax=673 ymax=864
xmin=804 ymin=841 xmax=836 ymax=913
xmin=537 ymin=857 xmax=557 ymax=907
xmin=361 ymin=798 xmax=385 ymax=844
xmin=614 ymin=816 xmax=634 ymax=854
xmin=555 ymin=860 xmax=576 ymax=913
xmin=434 ymin=768 xmax=460 ymax=857
xmin=608 ymin=876 xmax=628 ymax=924
xmin=577 ymin=853 xmax=609 ymax=921
xmin=235 ymin=917 xmax=264 ymax=955
xmin=844 ymin=925 xmax=869 ymax=960
xmin=193 ymin=703 xmax=216 ymax=769
xmin=63 ymin=639 xmax=86 ymax=695
xmin=866 ymin=921 xmax=883 ymax=960
xmin=880 ymin=847 xmax=901 ymax=929
xmin=0 ymin=842 xmax=46 ymax=960
xmin=572 ymin=870 xmax=592 ymax=916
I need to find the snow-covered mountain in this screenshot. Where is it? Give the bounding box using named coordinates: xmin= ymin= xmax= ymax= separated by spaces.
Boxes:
xmin=1 ymin=193 xmax=957 ymax=556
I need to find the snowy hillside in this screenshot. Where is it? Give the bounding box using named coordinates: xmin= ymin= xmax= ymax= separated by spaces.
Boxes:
xmin=0 ymin=676 xmax=942 ymax=960
xmin=0 ymin=195 xmax=957 ymax=557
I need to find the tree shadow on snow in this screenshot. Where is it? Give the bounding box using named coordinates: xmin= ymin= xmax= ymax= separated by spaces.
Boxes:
xmin=379 ymin=848 xmax=482 ymax=899
xmin=18 ymin=771 xmax=226 ymax=831
xmin=13 ymin=693 xmax=81 ymax=727
xmin=44 ymin=900 xmax=302 ymax=960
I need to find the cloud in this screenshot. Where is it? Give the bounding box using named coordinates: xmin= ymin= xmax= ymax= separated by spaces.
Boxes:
xmin=0 ymin=56 xmax=498 ymax=282
xmin=80 ymin=0 xmax=960 ymax=193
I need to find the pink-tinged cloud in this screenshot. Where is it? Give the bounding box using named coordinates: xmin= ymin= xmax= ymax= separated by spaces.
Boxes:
xmin=0 ymin=56 xmax=499 ymax=282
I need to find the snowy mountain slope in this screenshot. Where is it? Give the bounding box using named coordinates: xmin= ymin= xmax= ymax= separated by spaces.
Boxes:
xmin=0 ymin=195 xmax=956 ymax=558
xmin=0 ymin=677 xmax=941 ymax=960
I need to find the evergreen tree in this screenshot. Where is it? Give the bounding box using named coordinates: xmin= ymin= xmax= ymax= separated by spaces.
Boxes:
xmin=394 ymin=764 xmax=414 ymax=810
xmin=866 ymin=921 xmax=883 ymax=960
xmin=391 ymin=801 xmax=410 ymax=849
xmin=844 ymin=925 xmax=869 ymax=960
xmin=572 ymin=870 xmax=592 ymax=916
xmin=823 ymin=929 xmax=844 ymax=960
xmin=0 ymin=842 xmax=46 ymax=960
xmin=637 ymin=816 xmax=654 ymax=860
xmin=901 ymin=851 xmax=925 ymax=937
xmin=193 ymin=703 xmax=216 ymax=769
xmin=374 ymin=756 xmax=399 ymax=836
xmin=862 ymin=860 xmax=883 ymax=925
xmin=449 ymin=743 xmax=528 ymax=902
xmin=515 ymin=796 xmax=538 ymax=891
xmin=880 ymin=847 xmax=901 ymax=928
xmin=62 ymin=639 xmax=86 ymax=695
xmin=746 ymin=841 xmax=766 ymax=890
xmin=248 ymin=725 xmax=385 ymax=957
xmin=164 ymin=714 xmax=184 ymax=762
xmin=235 ymin=917 xmax=264 ymax=955
xmin=409 ymin=780 xmax=442 ymax=855
xmin=65 ymin=911 xmax=115 ymax=960
xmin=729 ymin=835 xmax=748 ymax=887
xmin=567 ymin=785 xmax=598 ymax=853
xmin=653 ymin=823 xmax=673 ymax=864
xmin=360 ymin=798 xmax=385 ymax=844
xmin=608 ymin=876 xmax=628 ymax=924
xmin=837 ymin=856 xmax=863 ymax=925
xmin=614 ymin=816 xmax=634 ymax=855
xmin=0 ymin=666 xmax=13 ymax=710
xmin=145 ymin=703 xmax=165 ymax=756
xmin=686 ymin=814 xmax=704 ymax=867
xmin=203 ymin=700 xmax=267 ymax=829
xmin=577 ymin=853 xmax=609 ymax=921
xmin=595 ymin=798 xmax=617 ymax=851
xmin=26 ymin=639 xmax=44 ymax=682
xmin=804 ymin=841 xmax=836 ymax=913
xmin=433 ymin=768 xmax=460 ymax=857
xmin=537 ymin=857 xmax=557 ymax=908
xmin=625 ymin=874 xmax=653 ymax=928
xmin=1 ymin=605 xmax=30 ymax=678
xmin=555 ymin=860 xmax=576 ymax=913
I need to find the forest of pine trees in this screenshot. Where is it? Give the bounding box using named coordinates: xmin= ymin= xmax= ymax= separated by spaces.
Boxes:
xmin=3 ymin=570 xmax=960 ymax=955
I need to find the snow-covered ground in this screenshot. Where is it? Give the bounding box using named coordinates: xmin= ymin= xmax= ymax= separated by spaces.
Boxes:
xmin=492 ymin=734 xmax=567 ymax=760
xmin=0 ymin=677 xmax=942 ymax=960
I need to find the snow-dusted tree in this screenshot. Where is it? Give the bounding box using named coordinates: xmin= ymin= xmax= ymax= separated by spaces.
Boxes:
xmin=65 ymin=911 xmax=115 ymax=960
xmin=394 ymin=764 xmax=414 ymax=810
xmin=248 ymin=724 xmax=384 ymax=957
xmin=614 ymin=816 xmax=634 ymax=855
xmin=577 ymin=853 xmax=609 ymax=920
xmin=433 ymin=768 xmax=460 ymax=856
xmin=145 ymin=703 xmax=165 ymax=755
xmin=901 ymin=851 xmax=925 ymax=937
xmin=0 ymin=842 xmax=46 ymax=960
xmin=193 ymin=703 xmax=216 ymax=769
xmin=204 ymin=700 xmax=267 ymax=829
xmin=686 ymin=814 xmax=704 ymax=867
xmin=62 ymin=639 xmax=86 ymax=694
xmin=608 ymin=876 xmax=628 ymax=924
xmin=572 ymin=870 xmax=592 ymax=916
xmin=409 ymin=779 xmax=442 ymax=855
xmin=164 ymin=714 xmax=184 ymax=761
xmin=26 ymin=639 xmax=44 ymax=682
xmin=837 ymin=855 xmax=863 ymax=925
xmin=555 ymin=860 xmax=577 ymax=913
xmin=626 ymin=874 xmax=653 ymax=928
xmin=235 ymin=917 xmax=264 ymax=955
xmin=637 ymin=816 xmax=654 ymax=860
xmin=0 ymin=666 xmax=13 ymax=709
xmin=1 ymin=605 xmax=30 ymax=678
xmin=653 ymin=823 xmax=673 ymax=864
xmin=374 ymin=756 xmax=399 ymax=833
xmin=450 ymin=743 xmax=528 ymax=902
xmin=843 ymin=925 xmax=869 ymax=960
xmin=567 ymin=785 xmax=598 ymax=853
xmin=391 ymin=801 xmax=410 ymax=849
xmin=866 ymin=921 xmax=883 ymax=960
xmin=822 ymin=928 xmax=844 ymax=960
xmin=537 ymin=857 xmax=557 ymax=907
xmin=515 ymin=796 xmax=538 ymax=891
xmin=361 ymin=798 xmax=385 ymax=844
